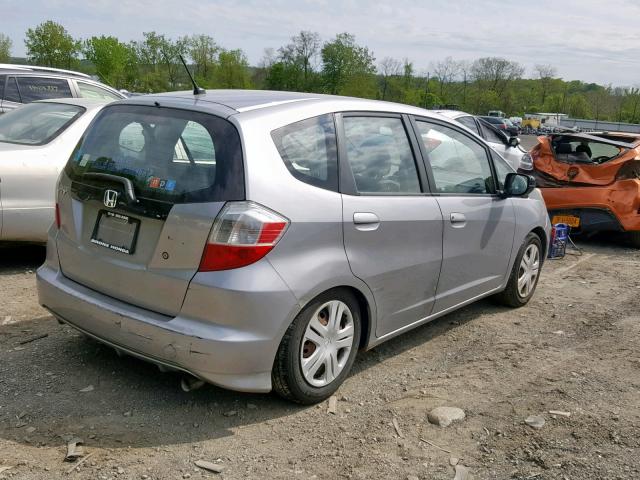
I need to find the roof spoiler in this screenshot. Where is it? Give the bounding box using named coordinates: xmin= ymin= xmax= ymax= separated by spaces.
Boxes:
xmin=0 ymin=63 xmax=91 ymax=79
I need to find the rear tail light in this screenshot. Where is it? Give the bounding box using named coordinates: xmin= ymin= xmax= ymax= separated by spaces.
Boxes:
xmin=199 ymin=201 xmax=289 ymax=272
xmin=55 ymin=203 xmax=61 ymax=228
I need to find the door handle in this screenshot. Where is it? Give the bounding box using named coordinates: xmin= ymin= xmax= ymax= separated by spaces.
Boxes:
xmin=353 ymin=212 xmax=380 ymax=231
xmin=450 ymin=212 xmax=466 ymax=225
xmin=353 ymin=212 xmax=379 ymax=224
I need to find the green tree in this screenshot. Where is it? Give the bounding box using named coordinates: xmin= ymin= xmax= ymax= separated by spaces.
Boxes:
xmin=24 ymin=21 xmax=81 ymax=68
xmin=567 ymin=94 xmax=591 ymax=118
xmin=84 ymin=36 xmax=138 ymax=89
xmin=0 ymin=33 xmax=12 ymax=62
xmin=321 ymin=33 xmax=376 ymax=95
xmin=534 ymin=64 xmax=557 ymax=105
xmin=187 ymin=34 xmax=219 ymax=82
xmin=378 ymin=57 xmax=402 ymax=100
xmin=133 ymin=32 xmax=187 ymax=91
xmin=214 ymin=49 xmax=252 ymax=88
xmin=277 ymin=31 xmax=321 ymax=91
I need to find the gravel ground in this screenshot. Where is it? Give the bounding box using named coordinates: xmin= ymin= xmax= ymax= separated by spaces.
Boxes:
xmin=1 ymin=237 xmax=639 ymax=480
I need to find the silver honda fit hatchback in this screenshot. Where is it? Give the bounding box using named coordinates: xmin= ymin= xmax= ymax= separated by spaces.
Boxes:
xmin=37 ymin=90 xmax=550 ymax=404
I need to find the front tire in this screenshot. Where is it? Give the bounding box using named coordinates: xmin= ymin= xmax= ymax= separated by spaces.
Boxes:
xmin=494 ymin=233 xmax=542 ymax=308
xmin=272 ymin=289 xmax=361 ymax=404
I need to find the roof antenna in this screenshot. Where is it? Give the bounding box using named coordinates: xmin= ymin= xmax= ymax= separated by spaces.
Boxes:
xmin=179 ymin=55 xmax=206 ymax=96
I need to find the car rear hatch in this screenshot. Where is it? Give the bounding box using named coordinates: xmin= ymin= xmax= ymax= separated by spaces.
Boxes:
xmin=55 ymin=103 xmax=244 ymax=316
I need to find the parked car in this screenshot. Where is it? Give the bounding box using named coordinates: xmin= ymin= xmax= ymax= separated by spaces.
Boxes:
xmin=480 ymin=116 xmax=519 ymax=137
xmin=509 ymin=116 xmax=523 ymax=127
xmin=37 ymin=90 xmax=550 ymax=404
xmin=436 ymin=110 xmax=531 ymax=170
xmin=0 ymin=98 xmax=112 ymax=242
xmin=527 ymin=131 xmax=640 ymax=245
xmin=0 ymin=64 xmax=125 ymax=113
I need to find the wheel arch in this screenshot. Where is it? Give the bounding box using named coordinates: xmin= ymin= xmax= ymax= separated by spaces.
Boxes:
xmin=291 ymin=282 xmax=376 ymax=351
xmin=531 ymin=226 xmax=548 ymax=261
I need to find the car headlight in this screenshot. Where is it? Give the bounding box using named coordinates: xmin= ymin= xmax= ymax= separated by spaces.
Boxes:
xmin=519 ymin=152 xmax=533 ymax=171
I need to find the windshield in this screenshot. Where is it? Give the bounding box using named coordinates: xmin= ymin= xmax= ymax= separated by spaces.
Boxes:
xmin=0 ymin=102 xmax=84 ymax=145
xmin=65 ymin=104 xmax=245 ymax=204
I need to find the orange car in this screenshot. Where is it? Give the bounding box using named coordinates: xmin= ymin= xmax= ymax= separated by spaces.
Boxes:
xmin=526 ymin=132 xmax=640 ymax=245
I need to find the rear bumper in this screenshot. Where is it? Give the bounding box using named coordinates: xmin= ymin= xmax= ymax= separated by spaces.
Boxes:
xmin=37 ymin=258 xmax=300 ymax=393
xmin=548 ymin=208 xmax=623 ymax=233
xmin=540 ymin=180 xmax=640 ymax=232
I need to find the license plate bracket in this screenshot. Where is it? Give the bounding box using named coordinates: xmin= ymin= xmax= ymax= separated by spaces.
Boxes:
xmin=90 ymin=210 xmax=140 ymax=255
xmin=552 ymin=214 xmax=580 ymax=228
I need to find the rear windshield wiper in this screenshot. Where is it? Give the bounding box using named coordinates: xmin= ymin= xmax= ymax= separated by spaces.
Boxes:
xmin=82 ymin=172 xmax=138 ymax=205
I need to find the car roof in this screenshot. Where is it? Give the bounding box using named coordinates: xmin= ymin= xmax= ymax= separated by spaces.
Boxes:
xmin=433 ymin=110 xmax=468 ymax=119
xmin=120 ymin=89 xmax=454 ymax=122
xmin=0 ymin=63 xmax=91 ymax=78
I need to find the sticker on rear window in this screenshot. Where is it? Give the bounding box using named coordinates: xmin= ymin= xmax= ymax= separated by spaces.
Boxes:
xmin=148 ymin=176 xmax=176 ymax=191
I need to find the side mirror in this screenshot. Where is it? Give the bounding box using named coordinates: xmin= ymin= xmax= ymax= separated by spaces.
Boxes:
xmin=502 ymin=173 xmax=535 ymax=197
xmin=508 ymin=136 xmax=520 ymax=148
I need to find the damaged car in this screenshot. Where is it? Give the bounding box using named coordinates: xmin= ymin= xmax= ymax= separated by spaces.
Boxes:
xmin=527 ymin=131 xmax=640 ymax=245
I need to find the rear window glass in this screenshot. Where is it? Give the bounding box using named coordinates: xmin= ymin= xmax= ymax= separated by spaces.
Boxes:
xmin=0 ymin=75 xmax=5 ymax=100
xmin=0 ymin=102 xmax=84 ymax=145
xmin=66 ymin=104 xmax=245 ymax=204
xmin=16 ymin=77 xmax=73 ymax=103
xmin=271 ymin=114 xmax=338 ymax=191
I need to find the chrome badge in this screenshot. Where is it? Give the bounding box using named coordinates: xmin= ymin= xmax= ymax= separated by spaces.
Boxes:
xmin=103 ymin=189 xmax=119 ymax=208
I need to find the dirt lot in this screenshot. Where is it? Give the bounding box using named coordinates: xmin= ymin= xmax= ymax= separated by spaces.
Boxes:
xmin=1 ymin=237 xmax=639 ymax=480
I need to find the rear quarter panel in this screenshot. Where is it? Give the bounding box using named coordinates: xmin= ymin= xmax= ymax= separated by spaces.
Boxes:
xmin=231 ymin=107 xmax=378 ymax=345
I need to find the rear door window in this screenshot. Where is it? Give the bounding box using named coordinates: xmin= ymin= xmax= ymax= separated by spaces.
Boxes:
xmin=342 ymin=116 xmax=421 ymax=194
xmin=16 ymin=77 xmax=73 ymax=103
xmin=66 ymin=104 xmax=244 ymax=204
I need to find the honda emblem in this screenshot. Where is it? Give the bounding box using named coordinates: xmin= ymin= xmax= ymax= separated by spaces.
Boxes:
xmin=103 ymin=189 xmax=119 ymax=208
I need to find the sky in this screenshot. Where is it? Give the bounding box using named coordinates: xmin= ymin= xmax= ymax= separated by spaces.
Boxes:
xmin=1 ymin=0 xmax=640 ymax=86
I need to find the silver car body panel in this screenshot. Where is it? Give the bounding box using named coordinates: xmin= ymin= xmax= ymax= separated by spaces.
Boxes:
xmin=0 ymin=99 xmax=111 ymax=242
xmin=37 ymin=90 xmax=550 ymax=393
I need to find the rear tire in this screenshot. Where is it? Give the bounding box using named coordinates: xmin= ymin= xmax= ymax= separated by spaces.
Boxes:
xmin=272 ymin=289 xmax=361 ymax=404
xmin=494 ymin=233 xmax=542 ymax=308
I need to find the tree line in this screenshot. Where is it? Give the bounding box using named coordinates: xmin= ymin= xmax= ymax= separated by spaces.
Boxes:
xmin=1 ymin=21 xmax=639 ymax=123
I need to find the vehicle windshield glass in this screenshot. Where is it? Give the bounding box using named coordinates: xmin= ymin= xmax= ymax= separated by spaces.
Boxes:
xmin=0 ymin=102 xmax=84 ymax=145
xmin=65 ymin=104 xmax=245 ymax=204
